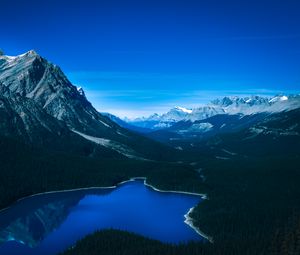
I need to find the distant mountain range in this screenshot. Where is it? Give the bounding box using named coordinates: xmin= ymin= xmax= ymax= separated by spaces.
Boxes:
xmin=122 ymin=95 xmax=300 ymax=131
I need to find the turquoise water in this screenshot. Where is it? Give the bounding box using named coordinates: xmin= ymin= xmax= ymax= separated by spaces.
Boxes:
xmin=0 ymin=179 xmax=203 ymax=255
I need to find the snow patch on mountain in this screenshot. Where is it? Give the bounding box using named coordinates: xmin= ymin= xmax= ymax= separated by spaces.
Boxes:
xmin=174 ymin=106 xmax=192 ymax=114
xmin=269 ymin=95 xmax=288 ymax=103
xmin=76 ymin=86 xmax=86 ymax=98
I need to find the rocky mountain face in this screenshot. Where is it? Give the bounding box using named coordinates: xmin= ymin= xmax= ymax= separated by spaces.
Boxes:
xmin=0 ymin=82 xmax=70 ymax=144
xmin=0 ymin=51 xmax=120 ymax=137
xmin=0 ymin=51 xmax=175 ymax=160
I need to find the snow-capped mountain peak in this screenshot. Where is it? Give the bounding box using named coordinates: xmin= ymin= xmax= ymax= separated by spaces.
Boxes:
xmin=174 ymin=106 xmax=192 ymax=114
xmin=160 ymin=107 xmax=191 ymax=122
xmin=269 ymin=95 xmax=288 ymax=103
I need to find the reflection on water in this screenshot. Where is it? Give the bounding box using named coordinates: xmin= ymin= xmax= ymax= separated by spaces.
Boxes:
xmin=0 ymin=197 xmax=82 ymax=247
xmin=0 ymin=180 xmax=202 ymax=255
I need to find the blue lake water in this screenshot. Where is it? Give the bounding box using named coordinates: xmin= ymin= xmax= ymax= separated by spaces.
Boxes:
xmin=0 ymin=179 xmax=203 ymax=255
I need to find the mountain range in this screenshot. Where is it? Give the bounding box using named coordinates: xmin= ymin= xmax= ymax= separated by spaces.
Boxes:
xmin=2 ymin=50 xmax=299 ymax=162
xmin=123 ymin=95 xmax=300 ymax=131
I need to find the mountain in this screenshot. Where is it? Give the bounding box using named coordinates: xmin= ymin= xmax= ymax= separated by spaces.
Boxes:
xmin=185 ymin=106 xmax=225 ymax=121
xmin=126 ymin=106 xmax=195 ymax=130
xmin=0 ymin=50 xmax=119 ymax=137
xmin=125 ymin=95 xmax=300 ymax=132
xmin=211 ymin=95 xmax=300 ymax=115
xmin=0 ymin=51 xmax=177 ymax=161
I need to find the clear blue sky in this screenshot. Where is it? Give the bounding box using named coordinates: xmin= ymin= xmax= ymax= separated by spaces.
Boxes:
xmin=1 ymin=0 xmax=300 ymax=117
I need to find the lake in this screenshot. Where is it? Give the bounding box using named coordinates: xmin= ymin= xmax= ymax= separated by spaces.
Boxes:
xmin=0 ymin=179 xmax=203 ymax=255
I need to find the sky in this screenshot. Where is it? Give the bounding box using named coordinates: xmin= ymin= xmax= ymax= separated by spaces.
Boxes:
xmin=1 ymin=0 xmax=300 ymax=118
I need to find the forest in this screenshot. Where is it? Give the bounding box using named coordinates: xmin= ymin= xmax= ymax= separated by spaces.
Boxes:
xmin=1 ymin=135 xmax=300 ymax=255
xmin=0 ymin=135 xmax=202 ymax=210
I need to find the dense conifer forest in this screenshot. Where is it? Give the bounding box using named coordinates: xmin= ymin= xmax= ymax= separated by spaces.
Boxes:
xmin=0 ymin=135 xmax=202 ymax=210
xmin=60 ymin=229 xmax=207 ymax=255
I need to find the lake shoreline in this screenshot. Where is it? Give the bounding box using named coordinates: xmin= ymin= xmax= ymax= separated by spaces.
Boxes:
xmin=184 ymin=207 xmax=214 ymax=243
xmin=0 ymin=176 xmax=212 ymax=243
